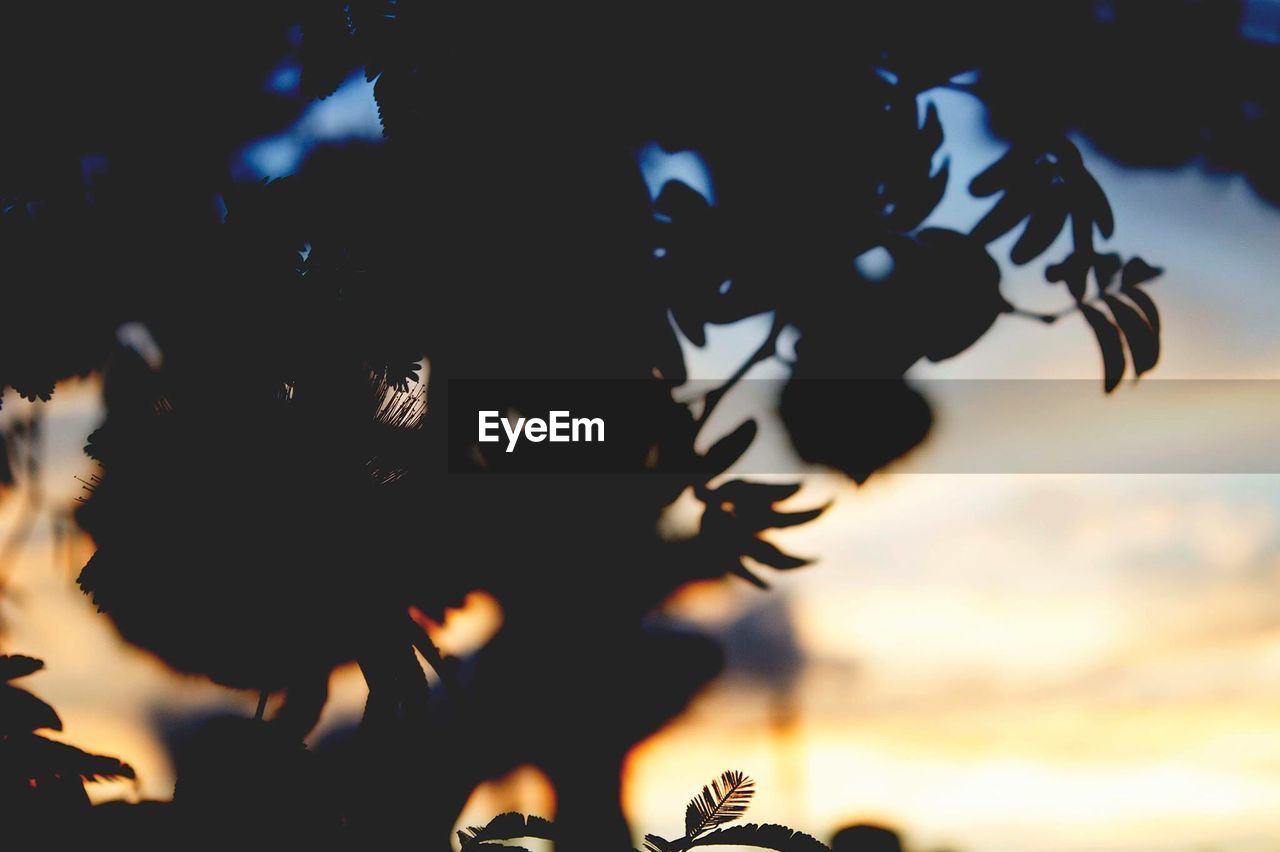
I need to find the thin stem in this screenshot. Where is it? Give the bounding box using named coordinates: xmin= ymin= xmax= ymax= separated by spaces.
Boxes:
xmin=1008 ymin=306 xmax=1070 ymax=324
xmin=1007 ymin=296 xmax=1107 ymax=325
xmin=254 ymin=689 xmax=269 ymax=721
xmin=694 ymin=313 xmax=786 ymax=431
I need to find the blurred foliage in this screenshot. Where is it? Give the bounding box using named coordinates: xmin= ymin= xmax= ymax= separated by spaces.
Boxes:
xmin=0 ymin=656 xmax=134 ymax=834
xmin=6 ymin=1 xmax=1267 ymax=848
xmin=453 ymin=770 xmax=829 ymax=852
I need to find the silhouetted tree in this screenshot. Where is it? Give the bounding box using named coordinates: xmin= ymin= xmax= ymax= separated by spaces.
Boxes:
xmin=4 ymin=2 xmax=1257 ymax=849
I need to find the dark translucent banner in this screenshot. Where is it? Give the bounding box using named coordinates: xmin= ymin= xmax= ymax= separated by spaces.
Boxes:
xmin=444 ymin=379 xmax=1280 ymax=474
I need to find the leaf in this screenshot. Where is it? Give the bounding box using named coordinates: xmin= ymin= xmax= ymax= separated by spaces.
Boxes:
xmin=1121 ymin=257 xmax=1163 ymax=288
xmin=0 ymin=684 xmax=62 ymax=733
xmin=687 ymin=823 xmax=830 ymax=852
xmin=1076 ymin=170 xmax=1114 ymax=238
xmin=971 ymin=141 xmax=1114 ymax=268
xmin=46 ymin=739 xmax=135 ymax=782
xmin=756 ymin=505 xmax=827 ymax=529
xmin=711 ymin=481 xmax=827 ymax=530
xmin=8 ymin=735 xmax=135 ymax=782
xmin=729 ymin=562 xmax=770 ymax=590
xmin=1093 ymin=253 xmax=1122 ymax=291
xmin=971 ymin=187 xmax=1032 ymax=244
xmin=912 ymin=228 xmax=1007 ymax=362
xmin=781 ymin=377 xmax=932 ymax=485
xmin=1120 ymin=284 xmax=1162 ymax=336
xmin=459 ymin=813 xmax=555 ymax=849
xmin=970 ymin=148 xmax=1021 ymax=197
xmin=1046 ymin=253 xmax=1090 ymax=302
xmin=0 ymin=655 xmax=44 ymax=681
xmin=643 ymin=835 xmax=674 ymax=852
xmin=1102 ymin=294 xmax=1159 ymax=376
xmin=699 ymin=420 xmax=758 ymax=477
xmin=1010 ymin=199 xmax=1067 ymax=265
xmin=713 ymin=480 xmax=801 ymax=505
xmin=1079 ymin=303 xmax=1126 ymax=393
xmin=743 ymin=539 xmax=811 ymax=571
xmin=685 ymin=770 xmax=755 ymax=839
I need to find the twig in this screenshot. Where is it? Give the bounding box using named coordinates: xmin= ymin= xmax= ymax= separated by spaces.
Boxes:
xmin=694 ymin=313 xmax=786 ymax=431
xmin=254 ymin=690 xmax=269 ymax=721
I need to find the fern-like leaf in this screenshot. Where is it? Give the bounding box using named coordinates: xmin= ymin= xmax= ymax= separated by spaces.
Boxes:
xmin=458 ymin=812 xmax=555 ymax=849
xmin=685 ymin=770 xmax=755 ymax=839
xmin=687 ymin=823 xmax=830 ymax=852
xmin=7 ymin=735 xmax=136 ymax=782
xmin=643 ymin=834 xmax=674 ymax=852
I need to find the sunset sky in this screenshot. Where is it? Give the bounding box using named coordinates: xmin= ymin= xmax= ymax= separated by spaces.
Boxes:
xmin=2 ymin=82 xmax=1279 ymax=852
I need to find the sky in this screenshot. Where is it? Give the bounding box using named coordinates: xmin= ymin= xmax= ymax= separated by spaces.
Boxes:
xmin=2 ymin=76 xmax=1280 ymax=852
xmin=622 ymin=88 xmax=1280 ymax=851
